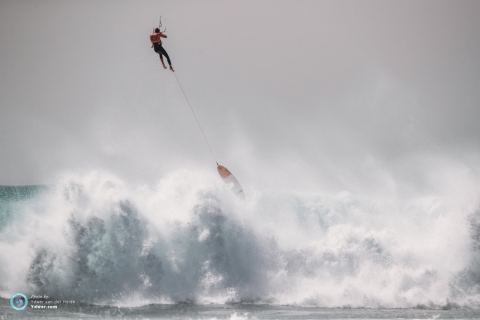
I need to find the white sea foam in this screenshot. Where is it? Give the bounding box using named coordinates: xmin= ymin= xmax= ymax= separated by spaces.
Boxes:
xmin=0 ymin=167 xmax=479 ymax=308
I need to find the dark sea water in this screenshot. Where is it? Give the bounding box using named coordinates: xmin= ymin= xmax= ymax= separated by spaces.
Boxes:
xmin=2 ymin=298 xmax=480 ymax=320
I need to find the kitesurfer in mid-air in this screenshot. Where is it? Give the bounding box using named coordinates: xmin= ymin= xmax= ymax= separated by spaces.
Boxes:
xmin=150 ymin=28 xmax=174 ymax=72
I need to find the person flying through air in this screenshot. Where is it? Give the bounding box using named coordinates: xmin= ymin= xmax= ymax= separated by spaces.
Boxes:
xmin=150 ymin=28 xmax=174 ymax=72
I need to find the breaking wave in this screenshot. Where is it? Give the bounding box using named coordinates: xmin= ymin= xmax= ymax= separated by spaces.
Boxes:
xmin=1 ymin=169 xmax=480 ymax=308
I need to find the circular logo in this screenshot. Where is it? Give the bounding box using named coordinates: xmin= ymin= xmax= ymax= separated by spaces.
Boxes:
xmin=10 ymin=293 xmax=28 ymax=311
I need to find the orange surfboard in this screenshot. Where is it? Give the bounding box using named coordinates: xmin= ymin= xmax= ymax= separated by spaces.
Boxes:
xmin=217 ymin=164 xmax=245 ymax=199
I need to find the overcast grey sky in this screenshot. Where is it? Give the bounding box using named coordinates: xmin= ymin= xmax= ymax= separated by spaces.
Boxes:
xmin=1 ymin=0 xmax=480 ymax=195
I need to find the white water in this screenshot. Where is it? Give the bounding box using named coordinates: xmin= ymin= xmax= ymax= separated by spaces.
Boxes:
xmin=0 ymin=165 xmax=480 ymax=308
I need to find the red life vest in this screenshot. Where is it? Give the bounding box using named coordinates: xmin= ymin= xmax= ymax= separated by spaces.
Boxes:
xmin=150 ymin=32 xmax=162 ymax=45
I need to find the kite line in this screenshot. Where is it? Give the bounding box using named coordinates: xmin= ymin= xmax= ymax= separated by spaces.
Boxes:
xmin=173 ymin=72 xmax=218 ymax=165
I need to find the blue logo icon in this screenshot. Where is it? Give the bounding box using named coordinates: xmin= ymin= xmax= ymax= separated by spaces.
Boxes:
xmin=10 ymin=293 xmax=28 ymax=311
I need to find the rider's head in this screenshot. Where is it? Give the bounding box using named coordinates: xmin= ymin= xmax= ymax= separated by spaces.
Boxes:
xmin=154 ymin=28 xmax=160 ymax=33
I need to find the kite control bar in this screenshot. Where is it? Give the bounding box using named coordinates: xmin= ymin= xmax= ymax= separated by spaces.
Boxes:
xmin=159 ymin=16 xmax=166 ymax=32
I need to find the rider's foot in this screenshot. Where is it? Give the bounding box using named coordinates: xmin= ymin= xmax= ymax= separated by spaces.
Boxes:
xmin=162 ymin=65 xmax=167 ymax=69
xmin=170 ymin=66 xmax=175 ymax=72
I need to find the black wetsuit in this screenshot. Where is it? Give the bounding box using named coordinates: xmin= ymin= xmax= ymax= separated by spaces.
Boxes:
xmin=154 ymin=43 xmax=172 ymax=66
